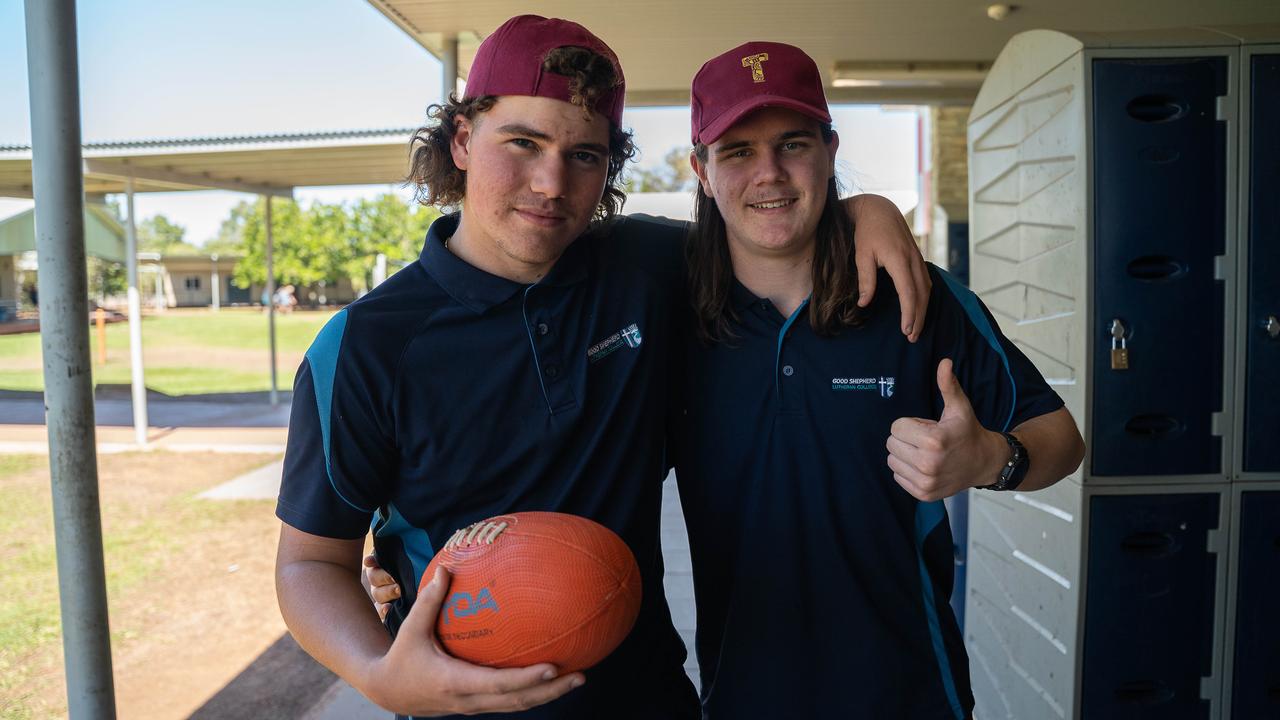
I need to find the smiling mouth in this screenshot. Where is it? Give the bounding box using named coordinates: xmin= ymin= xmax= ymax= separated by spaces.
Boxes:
xmin=748 ymin=199 xmax=796 ymax=209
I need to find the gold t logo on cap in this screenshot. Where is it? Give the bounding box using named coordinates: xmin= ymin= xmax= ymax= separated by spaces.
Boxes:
xmin=741 ymin=53 xmax=770 ymax=83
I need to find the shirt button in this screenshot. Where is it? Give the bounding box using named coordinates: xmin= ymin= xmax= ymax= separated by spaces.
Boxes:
xmin=782 ymin=365 xmax=795 ymax=377
xmin=545 ymin=365 xmax=559 ymax=378
xmin=537 ymin=322 xmax=549 ymax=336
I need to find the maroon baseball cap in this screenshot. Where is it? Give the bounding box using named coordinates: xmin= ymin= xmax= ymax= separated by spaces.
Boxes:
xmin=691 ymin=41 xmax=832 ymax=145
xmin=464 ymin=14 xmax=626 ymax=127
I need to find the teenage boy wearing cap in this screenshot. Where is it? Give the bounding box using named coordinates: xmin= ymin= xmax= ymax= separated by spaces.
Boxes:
xmin=672 ymin=43 xmax=1085 ymax=718
xmin=275 ymin=17 xmax=931 ymax=720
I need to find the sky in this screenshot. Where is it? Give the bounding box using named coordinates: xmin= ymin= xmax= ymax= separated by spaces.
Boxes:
xmin=0 ymin=0 xmax=917 ymax=245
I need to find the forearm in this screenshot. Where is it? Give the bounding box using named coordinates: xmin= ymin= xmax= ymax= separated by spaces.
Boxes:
xmin=275 ymin=538 xmax=393 ymax=703
xmin=1003 ymin=407 xmax=1085 ymax=492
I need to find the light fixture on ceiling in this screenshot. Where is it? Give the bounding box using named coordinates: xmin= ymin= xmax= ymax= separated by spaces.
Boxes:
xmin=831 ymin=61 xmax=991 ymax=89
xmin=987 ymin=4 xmax=1017 ymax=20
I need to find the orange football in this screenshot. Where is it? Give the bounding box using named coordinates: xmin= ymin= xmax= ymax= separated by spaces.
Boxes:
xmin=419 ymin=511 xmax=642 ymax=673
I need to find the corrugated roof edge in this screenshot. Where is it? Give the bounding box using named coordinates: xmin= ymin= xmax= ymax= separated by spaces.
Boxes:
xmin=0 ymin=127 xmax=418 ymax=154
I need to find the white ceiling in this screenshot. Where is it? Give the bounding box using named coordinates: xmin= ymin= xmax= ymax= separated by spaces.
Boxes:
xmin=367 ymin=0 xmax=1280 ymax=104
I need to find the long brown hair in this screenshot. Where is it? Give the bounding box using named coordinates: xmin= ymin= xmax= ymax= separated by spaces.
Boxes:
xmin=405 ymin=46 xmax=636 ymax=222
xmin=688 ymin=124 xmax=865 ymax=344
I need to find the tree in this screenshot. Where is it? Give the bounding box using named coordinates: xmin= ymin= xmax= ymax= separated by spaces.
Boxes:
xmin=138 ymin=214 xmax=201 ymax=255
xmin=227 ymin=194 xmax=439 ymax=295
xmin=621 ymin=147 xmax=698 ymax=193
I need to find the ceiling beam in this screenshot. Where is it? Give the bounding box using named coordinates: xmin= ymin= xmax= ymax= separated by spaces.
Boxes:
xmin=83 ymin=159 xmax=294 ymax=198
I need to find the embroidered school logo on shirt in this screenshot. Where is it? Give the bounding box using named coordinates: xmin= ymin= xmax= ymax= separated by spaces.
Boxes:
xmin=832 ymin=376 xmax=895 ymax=397
xmin=588 ymin=323 xmax=643 ymax=363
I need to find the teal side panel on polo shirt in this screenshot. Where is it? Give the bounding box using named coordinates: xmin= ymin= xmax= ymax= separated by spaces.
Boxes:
xmin=915 ymin=500 xmax=965 ymax=719
xmin=936 ymin=268 xmax=1017 ymax=432
xmin=304 ymin=308 xmax=371 ymax=513
xmin=373 ymin=503 xmax=435 ymax=591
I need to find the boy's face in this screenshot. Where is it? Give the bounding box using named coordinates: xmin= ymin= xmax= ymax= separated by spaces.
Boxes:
xmin=451 ymin=94 xmax=611 ymax=272
xmin=693 ymin=107 xmax=838 ymax=260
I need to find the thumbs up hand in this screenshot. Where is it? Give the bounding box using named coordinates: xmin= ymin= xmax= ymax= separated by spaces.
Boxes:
xmin=885 ymin=359 xmax=1008 ymax=502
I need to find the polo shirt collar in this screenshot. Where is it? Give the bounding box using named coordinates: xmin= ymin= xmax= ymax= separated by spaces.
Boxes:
xmin=419 ymin=213 xmax=590 ymax=314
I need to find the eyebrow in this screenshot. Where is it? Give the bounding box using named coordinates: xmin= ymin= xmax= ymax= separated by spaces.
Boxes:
xmin=495 ymin=123 xmax=609 ymax=155
xmin=715 ymin=128 xmax=819 ymax=156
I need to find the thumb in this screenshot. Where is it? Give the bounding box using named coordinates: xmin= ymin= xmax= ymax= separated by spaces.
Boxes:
xmin=937 ymin=359 xmax=973 ymax=419
xmin=404 ymin=564 xmax=451 ymax=641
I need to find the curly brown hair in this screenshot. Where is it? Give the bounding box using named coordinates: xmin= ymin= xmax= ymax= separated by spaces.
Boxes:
xmin=406 ymin=46 xmax=636 ymax=222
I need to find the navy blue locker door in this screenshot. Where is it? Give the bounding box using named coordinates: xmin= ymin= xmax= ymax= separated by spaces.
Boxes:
xmin=1231 ymin=491 xmax=1280 ymax=717
xmin=1245 ymin=55 xmax=1280 ymax=473
xmin=1082 ymin=494 xmax=1219 ymax=719
xmin=1091 ymin=58 xmax=1227 ymax=476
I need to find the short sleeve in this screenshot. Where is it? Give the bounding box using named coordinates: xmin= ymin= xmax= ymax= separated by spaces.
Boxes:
xmin=929 ymin=267 xmax=1065 ymax=432
xmin=276 ymin=309 xmax=395 ymax=539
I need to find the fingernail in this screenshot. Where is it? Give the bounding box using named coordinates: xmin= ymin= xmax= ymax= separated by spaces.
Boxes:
xmin=905 ymin=323 xmax=913 ymax=335
xmin=542 ymin=669 xmax=556 ymax=681
xmin=571 ymin=677 xmax=585 ymax=689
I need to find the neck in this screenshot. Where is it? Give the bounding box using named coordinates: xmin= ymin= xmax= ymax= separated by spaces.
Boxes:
xmin=447 ymin=210 xmax=555 ymax=285
xmin=727 ymin=235 xmax=815 ymax=317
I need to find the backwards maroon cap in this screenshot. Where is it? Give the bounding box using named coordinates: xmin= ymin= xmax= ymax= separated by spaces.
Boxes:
xmin=464 ymin=14 xmax=626 ymax=127
xmin=691 ymin=41 xmax=831 ymax=146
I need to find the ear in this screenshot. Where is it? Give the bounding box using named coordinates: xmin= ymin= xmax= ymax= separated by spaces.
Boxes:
xmin=450 ymin=114 xmax=475 ymax=171
xmin=690 ymin=150 xmax=714 ymax=198
xmin=826 ymin=130 xmax=840 ymax=178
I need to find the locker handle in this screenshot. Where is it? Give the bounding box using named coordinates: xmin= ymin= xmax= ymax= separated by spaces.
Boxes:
xmin=1126 ymin=255 xmax=1187 ymax=281
xmin=1114 ymin=679 xmax=1175 ymax=705
xmin=1126 ymin=94 xmax=1189 ymax=123
xmin=1124 ymin=414 xmax=1182 ymax=437
xmin=1121 ymin=531 xmax=1178 ymax=556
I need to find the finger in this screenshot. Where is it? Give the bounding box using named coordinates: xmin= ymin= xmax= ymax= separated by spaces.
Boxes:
xmin=369 ymin=566 xmax=398 ymax=588
xmin=362 ymin=553 xmax=382 ymax=570
xmin=457 ymin=673 xmax=585 ymax=714
xmin=445 ymin=659 xmax=565 ymax=696
xmin=936 ymin=359 xmax=974 ymax=418
xmin=890 ymin=416 xmax=938 ymax=449
xmin=886 ymin=434 xmax=927 ymax=469
xmin=403 ymin=565 xmax=451 ymax=640
xmin=376 ymin=601 xmax=390 ymax=621
xmin=855 ymin=240 xmax=877 ymax=308
xmin=908 ymin=256 xmax=932 ymax=342
xmin=888 ymin=254 xmax=920 ymax=339
xmin=371 ymin=581 xmax=401 ymax=604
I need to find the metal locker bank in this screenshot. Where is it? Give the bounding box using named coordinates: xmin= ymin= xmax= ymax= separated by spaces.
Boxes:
xmin=963 ymin=26 xmax=1280 ymax=720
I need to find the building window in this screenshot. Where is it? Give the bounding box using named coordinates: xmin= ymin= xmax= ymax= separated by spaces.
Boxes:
xmin=184 ymin=276 xmax=201 ymax=290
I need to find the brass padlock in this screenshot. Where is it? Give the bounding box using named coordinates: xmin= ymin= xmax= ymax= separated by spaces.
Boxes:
xmin=1110 ymin=319 xmax=1129 ymax=371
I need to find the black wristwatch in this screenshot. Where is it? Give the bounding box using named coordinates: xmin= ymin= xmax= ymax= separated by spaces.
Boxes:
xmin=979 ymin=432 xmax=1029 ymax=491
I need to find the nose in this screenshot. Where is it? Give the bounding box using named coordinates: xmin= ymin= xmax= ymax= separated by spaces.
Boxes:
xmin=529 ymin=155 xmax=568 ymax=199
xmin=753 ymin=148 xmax=789 ymax=186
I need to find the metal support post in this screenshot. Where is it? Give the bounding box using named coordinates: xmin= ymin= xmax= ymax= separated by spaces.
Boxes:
xmin=124 ymin=177 xmax=147 ymax=446
xmin=265 ymin=196 xmax=278 ymax=406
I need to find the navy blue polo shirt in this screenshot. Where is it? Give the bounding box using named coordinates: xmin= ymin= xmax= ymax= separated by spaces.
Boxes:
xmin=277 ymin=213 xmax=698 ymax=720
xmin=672 ymin=265 xmax=1064 ymax=719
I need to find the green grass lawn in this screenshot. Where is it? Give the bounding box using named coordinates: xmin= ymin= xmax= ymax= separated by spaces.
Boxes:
xmin=0 ymin=308 xmax=336 ymax=396
xmin=0 ymin=452 xmax=282 ymax=719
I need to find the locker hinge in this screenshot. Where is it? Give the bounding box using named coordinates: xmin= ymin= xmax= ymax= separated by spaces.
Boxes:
xmin=1215 ymin=94 xmax=1234 ymax=122
xmin=1211 ymin=411 xmax=1226 ymax=437
xmin=1214 ymin=255 xmax=1228 ymax=281
xmin=1205 ymin=527 xmax=1224 ymax=555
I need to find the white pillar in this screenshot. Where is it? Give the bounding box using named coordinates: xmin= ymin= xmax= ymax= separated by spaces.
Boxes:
xmin=25 ymin=0 xmax=117 ymax=715
xmin=210 ymin=253 xmax=220 ymax=312
xmin=123 ymin=178 xmax=147 ymax=446
xmin=442 ymin=34 xmax=458 ymax=102
xmin=265 ymin=197 xmax=278 ymax=406
xmin=372 ymin=252 xmax=387 ymax=288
